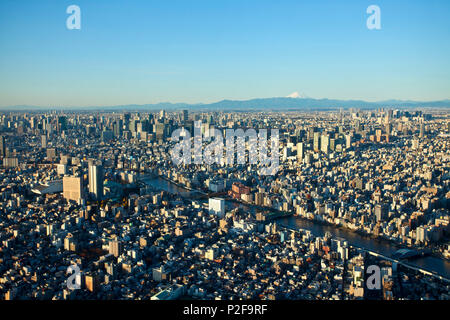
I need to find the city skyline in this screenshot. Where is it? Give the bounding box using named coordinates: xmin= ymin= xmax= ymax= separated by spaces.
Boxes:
xmin=0 ymin=108 xmax=449 ymax=301
xmin=0 ymin=0 xmax=449 ymax=305
xmin=1 ymin=95 xmax=450 ymax=111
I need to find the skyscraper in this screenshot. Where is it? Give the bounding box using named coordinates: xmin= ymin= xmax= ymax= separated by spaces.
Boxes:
xmin=113 ymin=119 xmax=123 ymax=137
xmin=385 ymin=123 xmax=391 ymax=136
xmin=209 ymin=198 xmax=225 ymax=217
xmin=419 ymin=123 xmax=425 ymax=138
xmin=89 ymin=165 xmax=104 ymax=200
xmin=375 ymin=204 xmax=388 ymax=222
xmin=109 ymin=239 xmax=122 ymax=257
xmin=297 ymin=142 xmax=304 ymax=162
xmin=313 ymin=132 xmax=320 ymax=153
xmin=85 ymin=274 xmax=98 ymax=292
xmin=321 ymin=134 xmax=329 ymax=154
xmin=345 ymin=134 xmax=352 ymax=149
xmin=63 ymin=176 xmax=84 ymax=202
xmin=41 ymin=135 xmax=47 ymax=148
xmin=159 ymin=109 xmax=166 ymax=121
xmin=58 ymin=116 xmax=67 ymax=131
xmin=182 ymin=110 xmax=188 ymax=123
xmin=155 ymin=123 xmax=165 ymax=140
xmin=0 ymin=135 xmax=5 ymax=157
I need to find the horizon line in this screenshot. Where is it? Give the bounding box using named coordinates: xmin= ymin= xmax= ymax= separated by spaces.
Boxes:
xmin=1 ymin=96 xmax=450 ymax=110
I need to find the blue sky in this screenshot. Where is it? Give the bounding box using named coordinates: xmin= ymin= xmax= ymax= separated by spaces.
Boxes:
xmin=0 ymin=0 xmax=449 ymax=107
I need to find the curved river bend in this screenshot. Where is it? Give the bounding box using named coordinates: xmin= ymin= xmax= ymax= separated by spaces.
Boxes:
xmin=144 ymin=177 xmax=450 ymax=279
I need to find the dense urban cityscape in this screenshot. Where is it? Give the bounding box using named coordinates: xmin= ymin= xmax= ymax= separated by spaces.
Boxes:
xmin=0 ymin=108 xmax=448 ymax=300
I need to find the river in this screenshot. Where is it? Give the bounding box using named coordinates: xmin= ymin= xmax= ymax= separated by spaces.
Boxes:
xmin=279 ymin=216 xmax=450 ymax=279
xmin=144 ymin=177 xmax=450 ymax=279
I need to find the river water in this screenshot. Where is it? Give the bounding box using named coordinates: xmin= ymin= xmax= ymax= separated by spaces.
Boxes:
xmin=144 ymin=177 xmax=450 ymax=279
xmin=279 ymin=216 xmax=450 ymax=279
xmin=144 ymin=177 xmax=193 ymax=196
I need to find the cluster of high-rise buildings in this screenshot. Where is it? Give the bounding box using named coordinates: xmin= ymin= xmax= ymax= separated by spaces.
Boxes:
xmin=0 ymin=108 xmax=448 ymax=300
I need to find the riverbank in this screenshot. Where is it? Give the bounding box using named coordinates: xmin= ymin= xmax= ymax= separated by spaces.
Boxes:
xmin=142 ymin=177 xmax=450 ymax=279
xmin=278 ymin=213 xmax=449 ymax=263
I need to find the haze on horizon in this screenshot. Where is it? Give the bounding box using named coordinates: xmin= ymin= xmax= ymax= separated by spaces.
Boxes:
xmin=0 ymin=0 xmax=449 ymax=107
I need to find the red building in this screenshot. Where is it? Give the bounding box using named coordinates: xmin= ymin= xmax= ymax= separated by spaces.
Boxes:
xmin=229 ymin=182 xmax=251 ymax=199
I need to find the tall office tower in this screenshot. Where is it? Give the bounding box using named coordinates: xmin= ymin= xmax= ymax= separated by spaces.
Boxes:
xmin=307 ymin=127 xmax=316 ymax=142
xmin=129 ymin=119 xmax=137 ymax=133
xmin=182 ymin=110 xmax=188 ymax=122
xmin=109 ymin=239 xmax=122 ymax=257
xmin=321 ymin=134 xmax=329 ymax=154
xmin=375 ymin=204 xmax=388 ymax=222
xmin=123 ymin=113 xmax=131 ymax=126
xmin=0 ymin=135 xmax=5 ymax=157
xmin=313 ymin=132 xmax=320 ymax=152
xmin=113 ymin=119 xmax=123 ymax=137
xmin=185 ymin=120 xmax=194 ymax=136
xmin=419 ymin=123 xmax=425 ymax=138
xmin=41 ymin=135 xmax=48 ymax=148
xmin=296 ymin=129 xmax=305 ymax=142
xmin=416 ymin=226 xmax=427 ymax=244
xmin=385 ymin=123 xmax=391 ymax=136
xmin=345 ymin=134 xmax=352 ymax=149
xmin=47 ymin=121 xmax=53 ymax=135
xmin=355 ymin=120 xmax=362 ymax=133
xmin=159 ymin=109 xmax=166 ymax=121
xmin=387 ymin=109 xmax=393 ymax=119
xmin=85 ymin=274 xmax=98 ymax=292
xmin=329 ymin=138 xmax=336 ymax=151
xmin=30 ymin=117 xmax=36 ymax=129
xmin=209 ymin=198 xmax=225 ymax=217
xmin=63 ymin=176 xmax=84 ymax=202
xmin=297 ymin=142 xmax=304 ymax=162
xmin=136 ymin=121 xmax=144 ymax=133
xmin=88 ymin=165 xmax=104 ymax=200
xmin=58 ymin=116 xmax=67 ymax=131
xmin=147 ymin=113 xmax=154 ymax=124
xmin=154 ymin=123 xmax=165 ymax=140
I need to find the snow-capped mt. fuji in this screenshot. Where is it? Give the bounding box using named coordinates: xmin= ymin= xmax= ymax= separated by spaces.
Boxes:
xmin=286 ymin=91 xmax=307 ymax=98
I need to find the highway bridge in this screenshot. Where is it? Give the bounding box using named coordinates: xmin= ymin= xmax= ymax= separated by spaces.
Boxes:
xmin=350 ymin=245 xmax=450 ymax=284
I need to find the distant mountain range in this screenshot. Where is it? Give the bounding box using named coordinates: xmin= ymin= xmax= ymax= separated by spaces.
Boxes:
xmin=2 ymin=97 xmax=450 ymax=112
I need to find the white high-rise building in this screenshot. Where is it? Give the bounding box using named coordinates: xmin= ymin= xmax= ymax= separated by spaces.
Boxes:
xmin=89 ymin=165 xmax=104 ymax=200
xmin=297 ymin=142 xmax=304 ymax=162
xmin=41 ymin=135 xmax=47 ymax=148
xmin=209 ymin=198 xmax=225 ymax=217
